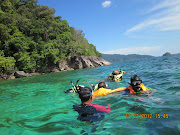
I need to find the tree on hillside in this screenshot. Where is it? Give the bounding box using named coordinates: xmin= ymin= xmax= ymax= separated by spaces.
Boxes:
xmin=0 ymin=0 xmax=102 ymax=74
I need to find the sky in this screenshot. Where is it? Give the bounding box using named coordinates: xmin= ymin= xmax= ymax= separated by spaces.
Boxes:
xmin=38 ymin=0 xmax=180 ymax=56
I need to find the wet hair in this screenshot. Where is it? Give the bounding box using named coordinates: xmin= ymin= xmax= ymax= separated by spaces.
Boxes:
xmin=112 ymin=70 xmax=120 ymax=75
xmin=78 ymin=87 xmax=93 ymax=103
xmin=76 ymin=85 xmax=85 ymax=93
xmin=130 ymin=75 xmax=142 ymax=84
xmin=98 ymin=82 xmax=107 ymax=88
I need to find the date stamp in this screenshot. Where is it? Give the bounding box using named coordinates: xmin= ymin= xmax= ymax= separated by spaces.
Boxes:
xmin=126 ymin=114 xmax=168 ymax=119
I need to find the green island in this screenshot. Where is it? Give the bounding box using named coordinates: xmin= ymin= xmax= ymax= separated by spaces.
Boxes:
xmin=0 ymin=0 xmax=102 ymax=76
xmin=162 ymin=52 xmax=171 ymax=56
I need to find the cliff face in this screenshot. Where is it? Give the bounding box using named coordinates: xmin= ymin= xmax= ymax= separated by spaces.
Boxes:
xmin=59 ymin=56 xmax=111 ymax=71
xmin=0 ymin=56 xmax=111 ymax=80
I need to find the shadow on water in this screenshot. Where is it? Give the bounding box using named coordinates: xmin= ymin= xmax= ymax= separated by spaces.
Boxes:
xmin=13 ymin=117 xmax=108 ymax=134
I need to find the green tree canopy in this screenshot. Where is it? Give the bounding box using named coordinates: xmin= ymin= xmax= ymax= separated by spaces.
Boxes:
xmin=0 ymin=0 xmax=102 ymax=73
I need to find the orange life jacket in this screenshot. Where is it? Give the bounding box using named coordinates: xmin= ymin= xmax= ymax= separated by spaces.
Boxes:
xmin=127 ymin=83 xmax=147 ymax=94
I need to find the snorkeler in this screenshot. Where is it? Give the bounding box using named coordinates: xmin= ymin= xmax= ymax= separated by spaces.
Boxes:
xmin=117 ymin=75 xmax=154 ymax=96
xmin=73 ymin=87 xmax=111 ymax=122
xmin=126 ymin=75 xmax=149 ymax=94
xmin=93 ymin=82 xmax=126 ymax=97
xmin=65 ymin=80 xmax=85 ymax=93
xmin=106 ymin=69 xmax=127 ymax=82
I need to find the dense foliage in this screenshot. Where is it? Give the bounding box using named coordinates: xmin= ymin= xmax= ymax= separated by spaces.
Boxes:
xmin=0 ymin=0 xmax=102 ymax=74
xmin=102 ymin=54 xmax=154 ymax=63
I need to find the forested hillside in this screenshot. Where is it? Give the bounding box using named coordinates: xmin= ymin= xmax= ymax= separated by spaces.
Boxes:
xmin=0 ymin=0 xmax=102 ymax=74
xmin=102 ymin=54 xmax=154 ymax=63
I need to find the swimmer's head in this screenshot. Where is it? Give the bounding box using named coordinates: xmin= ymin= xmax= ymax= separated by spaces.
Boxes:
xmin=78 ymin=87 xmax=93 ymax=103
xmin=112 ymin=70 xmax=120 ymax=75
xmin=98 ymin=82 xmax=108 ymax=88
xmin=130 ymin=75 xmax=142 ymax=92
xmin=76 ymin=85 xmax=85 ymax=93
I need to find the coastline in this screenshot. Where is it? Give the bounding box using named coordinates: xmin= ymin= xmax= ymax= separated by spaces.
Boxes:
xmin=0 ymin=56 xmax=111 ymax=81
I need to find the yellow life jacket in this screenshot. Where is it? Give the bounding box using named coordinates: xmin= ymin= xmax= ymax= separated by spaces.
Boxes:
xmin=93 ymin=88 xmax=112 ymax=96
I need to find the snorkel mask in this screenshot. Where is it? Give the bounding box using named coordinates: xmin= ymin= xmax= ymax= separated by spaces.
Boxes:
xmin=112 ymin=70 xmax=120 ymax=75
xmin=131 ymin=81 xmax=142 ymax=92
xmin=129 ymin=75 xmax=142 ymax=92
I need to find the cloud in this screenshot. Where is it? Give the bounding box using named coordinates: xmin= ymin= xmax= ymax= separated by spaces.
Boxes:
xmin=126 ymin=0 xmax=180 ymax=34
xmin=102 ymin=46 xmax=162 ymax=56
xmin=147 ymin=0 xmax=180 ymax=13
xmin=102 ymin=1 xmax=111 ymax=8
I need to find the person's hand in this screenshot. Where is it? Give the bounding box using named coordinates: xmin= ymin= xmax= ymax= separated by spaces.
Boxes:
xmin=148 ymin=91 xmax=156 ymax=97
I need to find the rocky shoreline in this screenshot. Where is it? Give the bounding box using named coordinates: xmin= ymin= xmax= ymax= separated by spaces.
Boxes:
xmin=0 ymin=56 xmax=111 ymax=80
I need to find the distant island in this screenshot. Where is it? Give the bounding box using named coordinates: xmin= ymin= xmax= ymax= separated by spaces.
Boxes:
xmin=163 ymin=52 xmax=171 ymax=56
xmin=102 ymin=54 xmax=154 ymax=63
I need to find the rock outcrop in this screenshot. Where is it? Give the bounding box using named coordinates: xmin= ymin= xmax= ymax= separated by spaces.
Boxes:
xmin=59 ymin=56 xmax=111 ymax=70
xmin=0 ymin=56 xmax=111 ymax=80
xmin=14 ymin=71 xmax=28 ymax=78
xmin=0 ymin=74 xmax=15 ymax=80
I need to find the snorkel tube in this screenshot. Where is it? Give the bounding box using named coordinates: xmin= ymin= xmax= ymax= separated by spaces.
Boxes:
xmin=75 ymin=80 xmax=79 ymax=87
xmin=70 ymin=80 xmax=77 ymax=93
xmin=70 ymin=79 xmax=81 ymax=93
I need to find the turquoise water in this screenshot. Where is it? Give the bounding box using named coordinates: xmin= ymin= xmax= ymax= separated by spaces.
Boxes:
xmin=0 ymin=54 xmax=180 ymax=135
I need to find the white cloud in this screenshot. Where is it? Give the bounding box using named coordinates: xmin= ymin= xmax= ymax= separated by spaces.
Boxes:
xmin=126 ymin=0 xmax=180 ymax=34
xmin=147 ymin=0 xmax=180 ymax=13
xmin=102 ymin=46 xmax=162 ymax=56
xmin=102 ymin=1 xmax=111 ymax=8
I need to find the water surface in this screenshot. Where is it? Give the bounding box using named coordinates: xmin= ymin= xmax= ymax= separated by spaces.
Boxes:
xmin=0 ymin=54 xmax=180 ymax=135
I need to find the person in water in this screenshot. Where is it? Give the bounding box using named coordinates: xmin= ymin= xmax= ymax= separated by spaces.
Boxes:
xmin=93 ymin=82 xmax=126 ymax=97
xmin=106 ymin=69 xmax=127 ymax=82
xmin=119 ymin=75 xmax=154 ymax=96
xmin=73 ymin=87 xmax=111 ymax=122
xmin=65 ymin=85 xmax=85 ymax=93
xmin=65 ymin=80 xmax=85 ymax=93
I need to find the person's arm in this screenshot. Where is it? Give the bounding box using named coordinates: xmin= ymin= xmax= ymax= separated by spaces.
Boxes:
xmin=123 ymin=71 xmax=134 ymax=74
xmin=91 ymin=104 xmax=111 ymax=113
xmin=146 ymin=90 xmax=156 ymax=97
xmin=143 ymin=90 xmax=149 ymax=94
xmin=106 ymin=74 xmax=112 ymax=80
xmin=142 ymin=89 xmax=156 ymax=97
xmin=141 ymin=83 xmax=150 ymax=96
xmin=110 ymin=87 xmax=126 ymax=93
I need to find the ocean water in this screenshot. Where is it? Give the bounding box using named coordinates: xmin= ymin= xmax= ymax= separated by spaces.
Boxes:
xmin=0 ymin=54 xmax=180 ymax=135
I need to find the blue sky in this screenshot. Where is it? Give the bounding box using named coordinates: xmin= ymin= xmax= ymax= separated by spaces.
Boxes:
xmin=38 ymin=0 xmax=180 ymax=56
